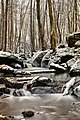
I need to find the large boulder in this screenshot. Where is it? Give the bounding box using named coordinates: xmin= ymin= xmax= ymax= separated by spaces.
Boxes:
xmin=0 ymin=64 xmax=14 ymax=74
xmin=66 ymin=32 xmax=80 ymax=47
xmin=56 ymin=47 xmax=75 ymax=63
xmin=67 ymin=57 xmax=77 ymax=70
xmin=32 ymin=50 xmax=48 ymax=67
xmin=0 ymin=64 xmax=31 ymax=77
xmin=0 ymin=51 xmax=24 ymax=68
xmin=69 ymin=59 xmax=80 ymax=76
xmin=41 ymin=50 xmax=53 ymax=67
xmin=49 ymin=63 xmax=66 ymax=73
xmin=32 ymin=76 xmax=53 ymax=87
xmin=48 ymin=47 xmax=75 ymax=67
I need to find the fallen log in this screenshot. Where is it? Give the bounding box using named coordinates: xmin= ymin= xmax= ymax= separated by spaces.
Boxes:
xmin=26 ymin=69 xmax=55 ymax=74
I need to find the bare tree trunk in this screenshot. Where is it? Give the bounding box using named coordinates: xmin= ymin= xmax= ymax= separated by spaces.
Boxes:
xmin=47 ymin=0 xmax=56 ymax=51
xmin=36 ymin=0 xmax=45 ymax=51
xmin=74 ymin=0 xmax=77 ymax=32
xmin=1 ymin=0 xmax=4 ymax=50
xmin=4 ymin=0 xmax=8 ymax=51
xmin=14 ymin=3 xmax=18 ymax=53
xmin=56 ymin=2 xmax=62 ymax=43
xmin=15 ymin=1 xmax=30 ymax=53
xmin=9 ymin=0 xmax=13 ymax=51
xmin=30 ymin=0 xmax=35 ymax=54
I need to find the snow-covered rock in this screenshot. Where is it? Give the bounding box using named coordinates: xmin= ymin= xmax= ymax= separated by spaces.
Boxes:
xmin=56 ymin=47 xmax=75 ymax=63
xmin=74 ymin=85 xmax=80 ymax=97
xmin=69 ymin=59 xmax=80 ymax=76
xmin=49 ymin=63 xmax=66 ymax=73
xmin=0 ymin=64 xmax=14 ymax=74
xmin=57 ymin=43 xmax=67 ymax=48
xmin=66 ymin=32 xmax=80 ymax=47
xmin=32 ymin=50 xmax=48 ymax=67
xmin=48 ymin=47 xmax=75 ymax=68
xmin=30 ymin=76 xmax=52 ymax=87
xmin=41 ymin=50 xmax=53 ymax=67
xmin=67 ymin=57 xmax=77 ymax=70
xmin=0 ymin=51 xmax=24 ymax=68
xmin=75 ymin=40 xmax=80 ymax=48
xmin=62 ymin=77 xmax=76 ymax=96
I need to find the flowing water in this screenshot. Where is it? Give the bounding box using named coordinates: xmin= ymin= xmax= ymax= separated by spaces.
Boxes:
xmin=0 ymin=67 xmax=80 ymax=119
xmin=0 ymin=94 xmax=80 ymax=119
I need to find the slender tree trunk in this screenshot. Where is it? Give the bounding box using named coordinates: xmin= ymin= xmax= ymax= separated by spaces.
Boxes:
xmin=33 ymin=0 xmax=36 ymax=51
xmin=10 ymin=0 xmax=13 ymax=51
xmin=48 ymin=0 xmax=56 ymax=51
xmin=30 ymin=0 xmax=35 ymax=54
xmin=36 ymin=0 xmax=45 ymax=51
xmin=1 ymin=0 xmax=4 ymax=50
xmin=56 ymin=2 xmax=62 ymax=43
xmin=4 ymin=0 xmax=8 ymax=51
xmin=74 ymin=0 xmax=77 ymax=32
xmin=14 ymin=4 xmax=18 ymax=53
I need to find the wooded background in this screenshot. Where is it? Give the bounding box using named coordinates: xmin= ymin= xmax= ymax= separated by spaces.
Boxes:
xmin=0 ymin=0 xmax=80 ymax=54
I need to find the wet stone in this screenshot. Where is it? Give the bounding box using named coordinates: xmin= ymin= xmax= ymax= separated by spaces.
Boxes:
xmin=22 ymin=110 xmax=34 ymax=118
xmin=31 ymin=87 xmax=54 ymax=94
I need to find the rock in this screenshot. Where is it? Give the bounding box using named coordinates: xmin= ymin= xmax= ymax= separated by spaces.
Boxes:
xmin=0 ymin=64 xmax=14 ymax=74
xmin=31 ymin=80 xmax=66 ymax=94
xmin=31 ymin=87 xmax=54 ymax=94
xmin=0 ymin=115 xmax=7 ymax=120
xmin=0 ymin=64 xmax=31 ymax=77
xmin=66 ymin=32 xmax=80 ymax=47
xmin=0 ymin=78 xmax=24 ymax=89
xmin=18 ymin=53 xmax=27 ymax=60
xmin=62 ymin=77 xmax=76 ymax=96
xmin=69 ymin=59 xmax=80 ymax=76
xmin=22 ymin=110 xmax=34 ymax=118
xmin=0 ymin=87 xmax=10 ymax=95
xmin=32 ymin=50 xmax=48 ymax=67
xmin=31 ymin=76 xmax=52 ymax=87
xmin=48 ymin=47 xmax=74 ymax=67
xmin=25 ymin=76 xmax=53 ymax=90
xmin=48 ymin=55 xmax=61 ymax=65
xmin=6 ymin=82 xmax=24 ymax=89
xmin=41 ymin=50 xmax=53 ymax=67
xmin=0 ymin=113 xmax=15 ymax=120
xmin=13 ymin=89 xmax=25 ymax=96
xmin=75 ymin=40 xmax=80 ymax=48
xmin=73 ymin=85 xmax=80 ymax=97
xmin=0 ymin=51 xmax=24 ymax=68
xmin=57 ymin=43 xmax=66 ymax=48
xmin=67 ymin=57 xmax=77 ymax=70
xmin=49 ymin=63 xmax=66 ymax=73
xmin=13 ymin=89 xmax=31 ymax=97
xmin=10 ymin=63 xmax=22 ymax=69
xmin=56 ymin=47 xmax=75 ymax=63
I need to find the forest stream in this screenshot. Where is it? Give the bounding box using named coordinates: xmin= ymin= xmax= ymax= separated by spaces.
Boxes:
xmin=0 ymin=68 xmax=80 ymax=120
